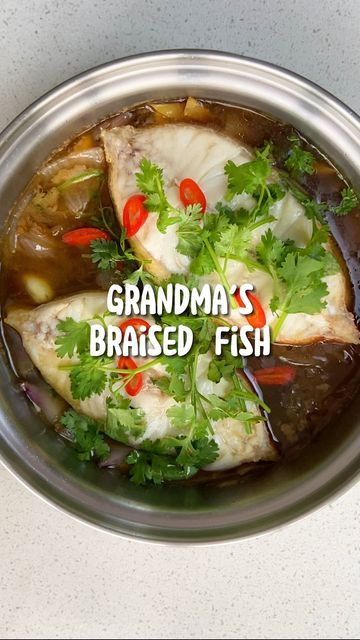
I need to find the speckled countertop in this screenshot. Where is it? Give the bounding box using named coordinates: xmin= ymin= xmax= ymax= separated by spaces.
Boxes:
xmin=1 ymin=1 xmax=360 ymax=638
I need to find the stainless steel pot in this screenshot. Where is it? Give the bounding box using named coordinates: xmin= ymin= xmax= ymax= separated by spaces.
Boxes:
xmin=1 ymin=50 xmax=359 ymax=543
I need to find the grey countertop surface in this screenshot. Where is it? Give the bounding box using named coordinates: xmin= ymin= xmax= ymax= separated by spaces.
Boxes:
xmin=1 ymin=1 xmax=360 ymax=638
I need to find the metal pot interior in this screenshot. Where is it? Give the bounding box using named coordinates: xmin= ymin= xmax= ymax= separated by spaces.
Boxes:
xmin=0 ymin=51 xmax=359 ymax=542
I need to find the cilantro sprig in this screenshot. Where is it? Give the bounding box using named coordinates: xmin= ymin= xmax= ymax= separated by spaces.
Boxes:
xmin=90 ymin=238 xmax=123 ymax=270
xmin=60 ymin=409 xmax=110 ymax=461
xmin=104 ymin=390 xmax=219 ymax=485
xmin=126 ymin=450 xmax=198 ymax=485
xmin=224 ymin=145 xmax=284 ymax=216
xmin=69 ymin=352 xmax=114 ymax=400
xmin=105 ymin=397 xmax=146 ymax=443
xmin=255 ymin=229 xmax=338 ymax=340
xmin=135 ymin=159 xmax=183 ymax=232
xmin=180 ymin=148 xmax=284 ymax=299
xmin=90 ymin=226 xmax=154 ymax=287
xmin=175 ymin=205 xmax=204 ymax=256
xmin=55 ymin=318 xmax=91 ymax=358
xmin=284 ymin=136 xmax=315 ymax=177
xmin=332 ymin=187 xmax=359 ymax=216
xmin=125 ymin=366 xmax=219 ymax=485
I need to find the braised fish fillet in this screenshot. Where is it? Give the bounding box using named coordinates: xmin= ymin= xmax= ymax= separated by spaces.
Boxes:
xmin=6 ymin=292 xmax=277 ymax=470
xmin=102 ymin=124 xmax=359 ymax=344
xmin=102 ymin=124 xmax=253 ymax=279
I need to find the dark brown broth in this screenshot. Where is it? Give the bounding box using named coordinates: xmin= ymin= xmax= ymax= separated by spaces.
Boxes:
xmin=1 ymin=98 xmax=360 ymax=481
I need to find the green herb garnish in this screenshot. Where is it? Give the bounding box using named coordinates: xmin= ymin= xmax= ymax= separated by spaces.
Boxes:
xmin=332 ymin=187 xmax=359 ymax=216
xmin=135 ymin=159 xmax=182 ymax=232
xmin=256 ymin=227 xmax=337 ymax=339
xmin=284 ymin=136 xmax=315 ymax=177
xmin=69 ymin=352 xmax=114 ymax=401
xmin=55 ymin=318 xmax=91 ymax=358
xmin=60 ymin=409 xmax=110 ymax=461
xmin=90 ymin=238 xmax=123 ymax=271
xmin=105 ymin=397 xmax=146 ymax=443
xmin=125 ymin=400 xmax=219 ymax=485
xmin=225 ymin=148 xmax=272 ymax=198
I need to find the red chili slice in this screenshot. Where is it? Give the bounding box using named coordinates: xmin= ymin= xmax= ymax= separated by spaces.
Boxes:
xmin=179 ymin=178 xmax=206 ymax=213
xmin=123 ymin=194 xmax=148 ymax=237
xmin=234 ymin=289 xmax=266 ymax=329
xmin=119 ymin=318 xmax=151 ymax=336
xmin=253 ymin=366 xmax=296 ymax=386
xmin=117 ymin=356 xmax=143 ymax=396
xmin=62 ymin=227 xmax=110 ymax=247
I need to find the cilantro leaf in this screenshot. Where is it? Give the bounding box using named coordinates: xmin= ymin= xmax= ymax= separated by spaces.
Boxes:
xmin=162 ymin=353 xmax=188 ymax=376
xmin=105 ymin=397 xmax=146 ymax=443
xmin=256 ymin=230 xmax=291 ymax=306
xmin=161 ymin=314 xmax=216 ymax=355
xmin=135 ymin=158 xmax=165 ymax=207
xmin=126 ymin=450 xmax=197 ymax=485
xmin=60 ymin=409 xmax=109 ymax=461
xmin=55 ymin=318 xmax=91 ymax=358
xmin=223 ymin=151 xmax=283 ymax=244
xmin=266 ymin=182 xmax=285 ymax=203
xmin=277 ymin=171 xmax=327 ymax=224
xmin=125 ymin=400 xmax=219 ymax=486
xmin=299 ymin=227 xmax=339 ymax=275
xmin=190 ymin=245 xmax=215 ymax=275
xmin=214 ymin=201 xmax=244 ymax=222
xmin=152 ymin=375 xmax=188 ymax=402
xmin=167 ymin=403 xmax=196 ymax=429
xmin=206 ymin=394 xmax=261 ymax=425
xmin=255 ymin=227 xmax=337 ymax=339
xmin=278 ymin=253 xmax=328 ymax=315
xmin=176 ymin=436 xmax=218 ymax=468
xmin=123 ymin=263 xmax=155 ymax=286
xmin=136 ymin=159 xmax=181 ymax=232
xmin=207 ymin=358 xmax=233 ymax=383
xmin=284 ymin=137 xmax=315 ymax=176
xmin=208 ymin=350 xmax=243 ymax=383
xmin=321 ymin=251 xmax=340 ymax=276
xmin=257 ymin=229 xmax=290 ymax=271
xmin=197 ymin=317 xmax=216 ymax=354
xmin=332 ymin=187 xmax=359 ymax=216
xmin=69 ymin=352 xmax=112 ymax=400
xmin=225 ymin=154 xmax=272 ymax=197
xmin=90 ymin=239 xmax=123 ymax=271
xmin=214 ymin=224 xmax=250 ymax=262
xmin=302 ymin=198 xmax=327 ymax=224
xmin=166 ymin=404 xmax=217 ymax=461
xmin=157 ymin=271 xmax=200 ymax=290
xmin=176 ymin=205 xmax=203 ymax=256
xmin=203 ymin=210 xmax=230 ymax=241
xmin=187 ymin=213 xmax=235 ymax=294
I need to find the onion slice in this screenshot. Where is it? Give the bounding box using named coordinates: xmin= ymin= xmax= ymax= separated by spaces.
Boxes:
xmin=21 ymin=381 xmax=67 ymax=423
xmin=99 ymin=443 xmax=131 ymax=468
xmin=40 ymin=148 xmax=104 ymax=178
